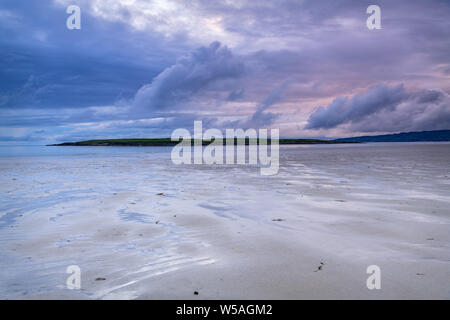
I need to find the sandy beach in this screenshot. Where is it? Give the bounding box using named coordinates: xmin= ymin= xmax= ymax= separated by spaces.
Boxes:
xmin=0 ymin=142 xmax=449 ymax=299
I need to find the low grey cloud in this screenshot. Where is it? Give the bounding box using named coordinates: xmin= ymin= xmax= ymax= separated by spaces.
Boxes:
xmin=305 ymin=84 xmax=406 ymax=129
xmin=306 ymin=84 xmax=450 ymax=133
xmin=226 ymin=88 xmax=245 ymax=101
xmin=131 ymin=42 xmax=244 ymax=116
xmin=247 ymin=80 xmax=291 ymax=127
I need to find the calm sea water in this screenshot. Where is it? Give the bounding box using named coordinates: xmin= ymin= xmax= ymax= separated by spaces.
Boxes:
xmin=1 ymin=141 xmax=449 ymax=230
xmin=0 ymin=145 xmax=171 ymax=158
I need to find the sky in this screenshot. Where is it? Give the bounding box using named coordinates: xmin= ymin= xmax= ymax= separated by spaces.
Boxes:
xmin=1 ymin=0 xmax=450 ymax=144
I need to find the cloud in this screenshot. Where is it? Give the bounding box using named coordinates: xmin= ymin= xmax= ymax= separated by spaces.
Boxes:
xmin=350 ymin=89 xmax=450 ymax=132
xmin=305 ymin=84 xmax=450 ymax=132
xmin=2 ymin=0 xmax=450 ymax=143
xmin=131 ymin=41 xmax=244 ymax=116
xmin=247 ymin=79 xmax=291 ymax=127
xmin=305 ymin=84 xmax=406 ymax=129
xmin=0 ymin=0 xmax=179 ymax=110
xmin=54 ymin=0 xmax=241 ymax=45
xmin=226 ymin=88 xmax=244 ymax=101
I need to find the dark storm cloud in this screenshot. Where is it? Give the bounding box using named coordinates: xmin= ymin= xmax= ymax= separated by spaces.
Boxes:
xmin=0 ymin=0 xmax=179 ymax=110
xmin=305 ymin=84 xmax=450 ymax=132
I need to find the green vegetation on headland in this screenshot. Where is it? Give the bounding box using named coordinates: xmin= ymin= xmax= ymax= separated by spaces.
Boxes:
xmin=49 ymin=138 xmax=354 ymax=147
xmin=48 ymin=130 xmax=450 ymax=147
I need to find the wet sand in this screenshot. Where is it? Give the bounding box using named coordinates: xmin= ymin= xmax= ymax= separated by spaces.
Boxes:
xmin=0 ymin=143 xmax=449 ymax=299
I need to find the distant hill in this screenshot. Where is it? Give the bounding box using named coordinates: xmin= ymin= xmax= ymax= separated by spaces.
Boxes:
xmin=49 ymin=138 xmax=354 ymax=146
xmin=335 ymin=130 xmax=450 ymax=143
xmin=49 ymin=130 xmax=450 ymax=146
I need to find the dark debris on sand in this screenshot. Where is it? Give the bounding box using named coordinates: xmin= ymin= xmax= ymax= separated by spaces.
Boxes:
xmin=314 ymin=262 xmax=325 ymax=272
